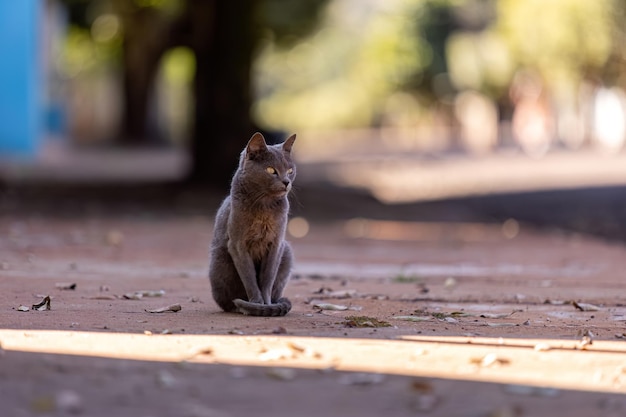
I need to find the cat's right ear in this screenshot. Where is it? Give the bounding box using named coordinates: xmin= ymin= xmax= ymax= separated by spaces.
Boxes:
xmin=282 ymin=134 xmax=296 ymax=154
xmin=246 ymin=132 xmax=268 ymax=158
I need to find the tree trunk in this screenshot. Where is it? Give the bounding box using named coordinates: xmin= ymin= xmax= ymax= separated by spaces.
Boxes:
xmin=115 ymin=3 xmax=170 ymax=145
xmin=186 ymin=0 xmax=255 ymax=188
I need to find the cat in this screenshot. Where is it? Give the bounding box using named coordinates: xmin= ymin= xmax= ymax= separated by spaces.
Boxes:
xmin=209 ymin=132 xmax=297 ymax=316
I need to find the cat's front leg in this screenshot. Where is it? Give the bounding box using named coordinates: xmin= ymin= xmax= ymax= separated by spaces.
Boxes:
xmin=259 ymin=244 xmax=283 ymax=304
xmin=228 ymin=241 xmax=263 ymax=303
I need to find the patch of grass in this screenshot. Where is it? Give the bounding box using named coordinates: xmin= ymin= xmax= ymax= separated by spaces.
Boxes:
xmin=392 ymin=274 xmax=423 ymax=284
xmin=345 ymin=316 xmax=391 ymax=328
xmin=415 ymin=310 xmax=471 ymax=320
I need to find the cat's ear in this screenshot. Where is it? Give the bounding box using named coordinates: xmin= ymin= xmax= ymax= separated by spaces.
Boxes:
xmin=282 ymin=134 xmax=296 ymax=154
xmin=246 ymin=132 xmax=268 ymax=157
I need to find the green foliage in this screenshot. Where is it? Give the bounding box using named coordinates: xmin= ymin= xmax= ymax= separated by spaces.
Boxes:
xmin=254 ymin=0 xmax=623 ymax=133
xmin=258 ymin=0 xmax=330 ymax=47
xmin=495 ymin=0 xmax=613 ymax=90
xmin=254 ymin=0 xmax=430 ymax=131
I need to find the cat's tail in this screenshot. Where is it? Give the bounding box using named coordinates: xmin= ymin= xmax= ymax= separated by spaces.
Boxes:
xmin=233 ymin=297 xmax=292 ymax=317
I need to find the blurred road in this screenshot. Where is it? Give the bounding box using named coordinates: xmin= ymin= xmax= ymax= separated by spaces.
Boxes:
xmin=2 ymin=145 xmax=626 ymax=240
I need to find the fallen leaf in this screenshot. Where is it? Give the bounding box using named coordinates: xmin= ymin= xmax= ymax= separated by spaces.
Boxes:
xmin=480 ymin=312 xmax=514 ymax=319
xmin=55 ymin=282 xmax=76 ymax=290
xmin=544 ymin=299 xmax=567 ymax=305
xmin=392 ymin=315 xmax=431 ymax=322
xmin=313 ymin=288 xmax=357 ymax=298
xmin=124 ymin=289 xmax=165 ymax=300
xmin=17 ymin=305 xmax=30 ymax=312
xmin=146 ymin=304 xmax=181 ymax=313
xmin=572 ymin=301 xmax=600 ymax=311
xmin=122 ymin=293 xmax=143 ymax=300
xmin=32 ymin=296 xmax=51 ymax=311
xmin=313 ymin=303 xmax=353 ymax=311
xmin=327 ymin=290 xmax=357 ymax=298
xmin=345 ymin=316 xmax=391 ymax=328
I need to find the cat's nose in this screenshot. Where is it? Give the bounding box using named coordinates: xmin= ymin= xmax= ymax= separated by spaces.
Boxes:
xmin=282 ymin=180 xmax=291 ymax=187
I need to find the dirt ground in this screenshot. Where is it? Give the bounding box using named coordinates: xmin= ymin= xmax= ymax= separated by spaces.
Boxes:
xmin=1 ymin=183 xmax=626 ymax=417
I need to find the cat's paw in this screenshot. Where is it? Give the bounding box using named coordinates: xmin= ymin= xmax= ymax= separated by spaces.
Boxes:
xmin=233 ymin=298 xmax=290 ymax=317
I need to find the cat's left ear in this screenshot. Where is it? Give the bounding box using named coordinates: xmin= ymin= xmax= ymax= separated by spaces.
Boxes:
xmin=282 ymin=134 xmax=296 ymax=154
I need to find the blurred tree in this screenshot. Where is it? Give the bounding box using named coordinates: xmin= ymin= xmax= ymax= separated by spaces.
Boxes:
xmin=60 ymin=0 xmax=327 ymax=187
xmin=495 ymin=0 xmax=613 ymax=95
xmin=111 ymin=0 xmax=179 ymax=145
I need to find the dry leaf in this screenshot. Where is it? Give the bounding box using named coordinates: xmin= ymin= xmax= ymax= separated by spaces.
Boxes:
xmin=313 ymin=288 xmax=357 ymax=298
xmin=124 ymin=289 xmax=165 ymax=300
xmin=55 ymin=282 xmax=77 ymax=290
xmin=345 ymin=316 xmax=391 ymax=328
xmin=572 ymin=301 xmax=600 ymax=312
xmin=32 ymin=296 xmax=51 ymax=311
xmin=313 ymin=303 xmax=348 ymax=311
xmin=146 ymin=304 xmax=181 ymax=313
xmin=122 ymin=293 xmax=143 ymax=300
xmin=480 ymin=313 xmax=513 ymax=319
xmin=392 ymin=315 xmax=431 ymax=322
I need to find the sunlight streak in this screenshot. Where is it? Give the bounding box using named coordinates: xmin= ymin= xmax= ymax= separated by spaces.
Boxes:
xmin=1 ymin=329 xmax=624 ymax=394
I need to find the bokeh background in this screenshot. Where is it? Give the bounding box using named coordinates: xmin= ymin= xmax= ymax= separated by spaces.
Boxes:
xmin=2 ymin=0 xmax=626 ymax=238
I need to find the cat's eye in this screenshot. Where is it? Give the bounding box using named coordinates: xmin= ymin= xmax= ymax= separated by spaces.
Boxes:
xmin=287 ymin=168 xmax=293 ymax=174
xmin=266 ymin=167 xmax=276 ymax=175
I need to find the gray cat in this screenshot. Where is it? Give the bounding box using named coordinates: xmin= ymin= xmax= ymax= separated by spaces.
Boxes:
xmin=209 ymin=132 xmax=296 ymax=316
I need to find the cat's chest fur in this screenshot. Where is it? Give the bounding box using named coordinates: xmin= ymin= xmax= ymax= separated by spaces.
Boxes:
xmin=230 ymin=203 xmax=286 ymax=262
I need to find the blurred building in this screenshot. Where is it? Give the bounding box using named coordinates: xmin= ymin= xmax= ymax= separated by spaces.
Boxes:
xmin=0 ymin=0 xmax=67 ymax=159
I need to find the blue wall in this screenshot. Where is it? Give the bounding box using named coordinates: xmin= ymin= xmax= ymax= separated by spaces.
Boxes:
xmin=0 ymin=0 xmax=41 ymax=157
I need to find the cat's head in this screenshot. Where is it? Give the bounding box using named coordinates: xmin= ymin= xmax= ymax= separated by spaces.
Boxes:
xmin=236 ymin=132 xmax=297 ymax=198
